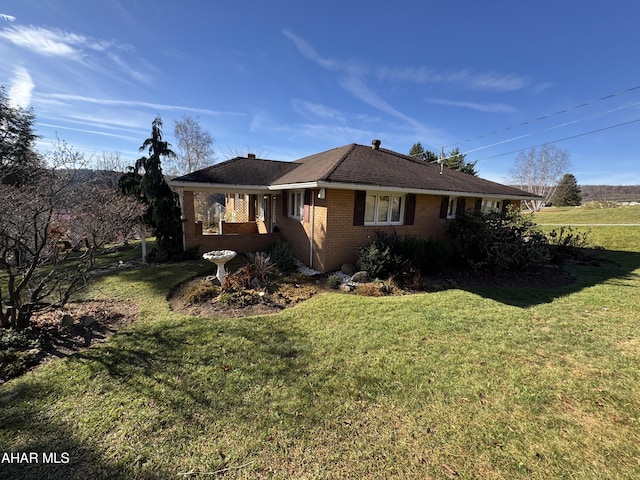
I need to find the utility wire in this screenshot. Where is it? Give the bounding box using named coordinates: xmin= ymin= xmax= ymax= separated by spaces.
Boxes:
xmin=462 ymin=99 xmax=640 ymax=156
xmin=443 ymin=84 xmax=640 ymax=149
xmin=470 ymin=117 xmax=640 ymax=163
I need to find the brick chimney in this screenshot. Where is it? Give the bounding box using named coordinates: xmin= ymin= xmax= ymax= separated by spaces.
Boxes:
xmin=372 ymin=139 xmax=381 ymax=150
xmin=247 ymin=153 xmax=256 ymax=159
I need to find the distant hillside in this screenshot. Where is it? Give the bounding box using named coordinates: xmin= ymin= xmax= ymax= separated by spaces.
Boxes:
xmin=580 ymin=185 xmax=640 ymax=203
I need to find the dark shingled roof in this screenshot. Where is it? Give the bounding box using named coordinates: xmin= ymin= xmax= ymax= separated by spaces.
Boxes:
xmin=171 ymin=143 xmax=537 ymax=198
xmin=171 ymin=156 xmax=298 ymax=186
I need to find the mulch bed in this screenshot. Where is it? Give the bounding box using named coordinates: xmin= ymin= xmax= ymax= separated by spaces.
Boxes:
xmin=168 ymin=276 xmax=319 ymax=319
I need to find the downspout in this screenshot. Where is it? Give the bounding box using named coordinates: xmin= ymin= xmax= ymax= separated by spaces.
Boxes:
xmin=309 ymin=190 xmax=315 ymax=269
xmin=177 ymin=189 xmax=187 ymax=251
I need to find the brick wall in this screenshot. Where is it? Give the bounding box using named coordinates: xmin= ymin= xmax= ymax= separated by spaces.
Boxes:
xmin=221 ymin=221 xmax=258 ymax=234
xmin=320 ymin=189 xmax=449 ymax=272
xmin=274 ymin=191 xmax=329 ymax=272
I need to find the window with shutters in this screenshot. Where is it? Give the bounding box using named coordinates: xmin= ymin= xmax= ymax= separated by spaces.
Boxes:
xmin=364 ymin=192 xmax=405 ymax=226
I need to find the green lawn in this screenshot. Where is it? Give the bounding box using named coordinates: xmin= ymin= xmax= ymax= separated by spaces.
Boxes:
xmin=534 ymin=204 xmax=640 ymax=225
xmin=534 ymin=204 xmax=640 ymax=252
xmin=1 ymin=215 xmax=640 ymax=479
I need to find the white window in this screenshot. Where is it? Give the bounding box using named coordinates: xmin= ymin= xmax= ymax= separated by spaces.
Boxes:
xmin=289 ymin=191 xmax=304 ymax=220
xmin=364 ymin=193 xmax=405 ymax=226
xmin=447 ymin=197 xmax=457 ymax=219
xmin=481 ymin=198 xmax=502 ymax=214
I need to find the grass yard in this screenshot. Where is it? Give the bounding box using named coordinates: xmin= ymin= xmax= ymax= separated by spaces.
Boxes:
xmin=1 ymin=209 xmax=640 ymax=479
xmin=534 ymin=204 xmax=640 ymax=253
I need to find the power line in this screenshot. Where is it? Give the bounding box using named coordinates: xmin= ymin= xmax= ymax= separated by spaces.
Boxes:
xmin=470 ymin=116 xmax=640 ymax=163
xmin=443 ymin=84 xmax=640 ymax=149
xmin=462 ymin=99 xmax=640 ymax=156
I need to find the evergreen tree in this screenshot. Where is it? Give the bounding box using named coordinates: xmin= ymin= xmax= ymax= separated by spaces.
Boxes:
xmin=409 ymin=142 xmax=438 ymax=162
xmin=550 ymin=173 xmax=582 ymax=206
xmin=0 ymin=86 xmax=42 ymax=185
xmin=132 ymin=117 xmax=184 ymax=260
xmin=408 ymin=143 xmax=478 ymax=175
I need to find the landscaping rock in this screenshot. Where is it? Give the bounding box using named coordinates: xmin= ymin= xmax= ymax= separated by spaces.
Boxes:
xmin=341 ymin=263 xmax=357 ymax=276
xmin=250 ymin=278 xmax=263 ymax=289
xmin=350 ymin=271 xmax=371 ymax=283
xmin=60 ymin=314 xmax=74 ymax=327
xmin=341 ymin=283 xmax=356 ymax=292
xmin=79 ymin=315 xmax=96 ymax=328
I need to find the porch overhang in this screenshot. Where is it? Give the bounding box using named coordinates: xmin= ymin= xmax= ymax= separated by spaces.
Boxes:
xmin=170 ymin=180 xmax=272 ymax=195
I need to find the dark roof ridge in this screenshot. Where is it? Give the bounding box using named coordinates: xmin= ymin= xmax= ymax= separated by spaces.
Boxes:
xmin=318 ymin=143 xmax=357 ymax=181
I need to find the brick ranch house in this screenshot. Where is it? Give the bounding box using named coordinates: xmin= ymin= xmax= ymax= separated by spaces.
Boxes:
xmin=169 ymin=140 xmax=540 ymax=273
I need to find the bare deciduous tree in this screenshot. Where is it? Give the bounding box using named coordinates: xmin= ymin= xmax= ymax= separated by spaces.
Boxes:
xmin=510 ymin=144 xmax=570 ymax=211
xmin=0 ymin=145 xmax=145 ymax=329
xmin=169 ymin=115 xmax=215 ymax=175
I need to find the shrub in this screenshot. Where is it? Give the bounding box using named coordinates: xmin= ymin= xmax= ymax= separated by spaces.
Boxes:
xmin=221 ymin=265 xmax=253 ymax=292
xmin=447 ymin=207 xmax=549 ymax=272
xmin=269 ymin=239 xmax=297 ymax=272
xmin=326 ymin=274 xmax=343 ymax=290
xmin=395 ymin=235 xmax=451 ymax=275
xmin=357 ymin=236 xmax=394 ymax=279
xmin=0 ymin=328 xmax=45 ymax=381
xmin=246 ymin=252 xmax=277 ymax=282
xmin=217 ymin=291 xmax=259 ymax=307
xmin=182 ymin=280 xmax=220 ymax=304
xmin=355 ymin=278 xmax=402 ymax=297
xmin=582 ymin=200 xmax=620 ymax=209
xmin=357 ymin=232 xmax=451 ymax=281
xmin=547 ymin=226 xmax=591 ymax=249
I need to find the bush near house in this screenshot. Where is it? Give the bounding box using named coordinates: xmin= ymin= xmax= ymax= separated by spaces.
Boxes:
xmin=357 ymin=232 xmax=451 ymax=283
xmin=446 ymin=207 xmax=549 ymax=272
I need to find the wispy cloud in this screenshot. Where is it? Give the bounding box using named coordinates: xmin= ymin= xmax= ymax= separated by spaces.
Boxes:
xmin=291 ymin=99 xmax=346 ymax=123
xmin=43 ymin=93 xmax=236 ymax=116
xmin=0 ymin=25 xmax=86 ymax=58
xmin=339 ymin=76 xmax=424 ymax=130
xmin=425 ymin=97 xmax=517 ymax=113
xmin=0 ymin=25 xmax=141 ymax=83
xmin=0 ymin=13 xmax=15 ymax=22
xmin=376 ymin=66 xmax=530 ymax=92
xmin=8 ymin=66 xmax=34 ymax=107
xmin=38 ymin=122 xmax=141 ymax=141
xmin=282 ymin=29 xmax=526 ymax=144
xmin=282 ymin=30 xmax=366 ymax=76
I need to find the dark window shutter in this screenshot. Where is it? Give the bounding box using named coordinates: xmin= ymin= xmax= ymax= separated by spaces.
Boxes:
xmin=404 ymin=194 xmax=416 ymax=225
xmin=475 ymin=198 xmax=482 ymax=212
xmin=502 ymin=199 xmax=511 ymax=213
xmin=439 ymin=196 xmax=449 ymax=219
xmin=303 ymin=190 xmax=311 ymax=222
xmin=457 ymin=197 xmax=466 ymax=213
xmin=353 ymin=191 xmax=366 ymax=226
xmin=282 ymin=191 xmax=288 ymax=217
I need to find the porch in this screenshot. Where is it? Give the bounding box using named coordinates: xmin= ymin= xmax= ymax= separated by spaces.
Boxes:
xmin=179 ymin=190 xmax=281 ymax=256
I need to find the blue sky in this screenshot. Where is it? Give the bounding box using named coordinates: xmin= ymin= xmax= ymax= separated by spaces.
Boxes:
xmin=1 ymin=0 xmax=639 ymax=185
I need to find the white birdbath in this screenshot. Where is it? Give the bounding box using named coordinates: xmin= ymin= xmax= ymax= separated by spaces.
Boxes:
xmin=203 ymin=250 xmax=237 ymax=284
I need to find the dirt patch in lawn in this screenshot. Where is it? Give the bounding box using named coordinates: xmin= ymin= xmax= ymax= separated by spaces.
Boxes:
xmin=0 ymin=300 xmax=139 ymax=384
xmin=32 ymin=300 xmax=139 ymax=361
